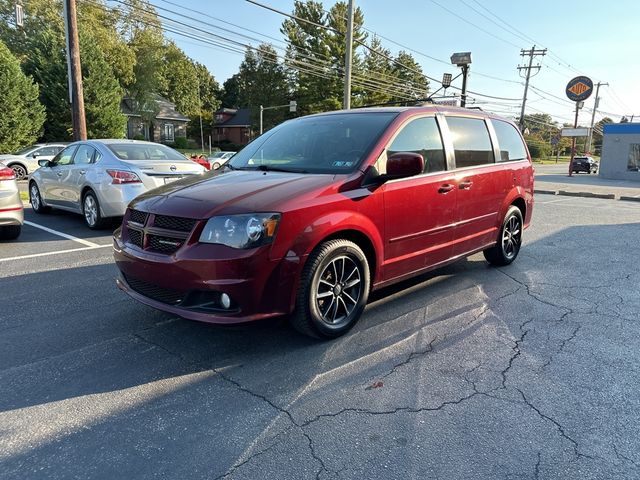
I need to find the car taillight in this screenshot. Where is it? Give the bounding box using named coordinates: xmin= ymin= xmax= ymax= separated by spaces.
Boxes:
xmin=107 ymin=169 xmax=141 ymax=184
xmin=0 ymin=167 xmax=16 ymax=180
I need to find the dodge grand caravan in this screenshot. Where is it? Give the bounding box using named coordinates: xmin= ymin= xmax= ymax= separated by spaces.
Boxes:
xmin=113 ymin=106 xmax=534 ymax=338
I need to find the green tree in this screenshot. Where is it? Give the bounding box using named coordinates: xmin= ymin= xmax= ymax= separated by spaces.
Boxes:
xmin=161 ymin=42 xmax=200 ymax=117
xmin=592 ymin=116 xmax=613 ymax=154
xmin=390 ymin=51 xmax=429 ymax=103
xmin=0 ymin=40 xmax=45 ymax=152
xmin=360 ymin=36 xmax=393 ymax=106
xmin=80 ymin=30 xmax=127 ymax=138
xmin=221 ymin=74 xmax=242 ymax=108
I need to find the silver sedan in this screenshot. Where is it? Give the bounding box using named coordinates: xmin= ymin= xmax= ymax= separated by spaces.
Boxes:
xmin=28 ymin=140 xmax=205 ymax=229
xmin=0 ymin=162 xmax=24 ymax=240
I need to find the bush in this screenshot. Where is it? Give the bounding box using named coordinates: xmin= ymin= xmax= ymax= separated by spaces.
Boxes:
xmin=172 ymin=136 xmax=189 ymax=149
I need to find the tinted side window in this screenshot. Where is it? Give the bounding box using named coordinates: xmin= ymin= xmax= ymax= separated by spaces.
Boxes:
xmin=492 ymin=120 xmax=528 ymax=162
xmin=447 ymin=117 xmax=494 ymax=168
xmin=387 ymin=117 xmax=446 ymax=173
xmin=74 ymin=145 xmax=96 ymax=165
xmin=53 ymin=145 xmax=78 ymax=166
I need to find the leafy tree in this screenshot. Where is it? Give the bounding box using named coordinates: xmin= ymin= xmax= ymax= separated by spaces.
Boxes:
xmin=391 ymin=51 xmax=429 ymax=103
xmin=161 ymin=42 xmax=200 ymax=117
xmin=221 ymin=74 xmax=242 ymax=109
xmin=0 ymin=40 xmax=45 ymax=152
xmin=592 ymin=116 xmax=613 ymax=154
xmin=79 ymin=30 xmax=127 ymax=138
xmin=360 ymin=35 xmax=393 ymax=106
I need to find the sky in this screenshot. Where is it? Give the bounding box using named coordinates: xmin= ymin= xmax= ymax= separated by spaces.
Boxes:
xmin=153 ymin=0 xmax=640 ymax=127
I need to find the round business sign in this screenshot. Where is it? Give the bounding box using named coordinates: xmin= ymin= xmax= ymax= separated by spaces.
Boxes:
xmin=565 ymin=76 xmax=593 ymax=102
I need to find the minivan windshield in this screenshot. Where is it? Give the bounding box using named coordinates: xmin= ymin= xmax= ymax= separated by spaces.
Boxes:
xmin=229 ymin=112 xmax=397 ymax=174
xmin=107 ymin=143 xmax=186 ymax=161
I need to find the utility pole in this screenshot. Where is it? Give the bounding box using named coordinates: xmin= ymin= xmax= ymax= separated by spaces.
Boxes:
xmin=342 ymin=0 xmax=354 ymax=110
xmin=517 ymin=45 xmax=546 ymax=131
xmin=587 ymin=81 xmax=608 ymax=153
xmin=63 ymin=0 xmax=86 ymax=140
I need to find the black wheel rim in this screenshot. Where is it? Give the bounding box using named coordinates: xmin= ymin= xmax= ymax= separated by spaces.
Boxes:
xmin=12 ymin=165 xmax=26 ymax=180
xmin=315 ymin=255 xmax=362 ymax=326
xmin=502 ymin=215 xmax=521 ymax=260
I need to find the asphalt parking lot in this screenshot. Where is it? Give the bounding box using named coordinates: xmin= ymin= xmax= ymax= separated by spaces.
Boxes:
xmin=1 ymin=194 xmax=639 ymax=479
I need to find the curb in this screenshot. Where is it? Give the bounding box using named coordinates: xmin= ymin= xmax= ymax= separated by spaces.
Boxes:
xmin=557 ymin=190 xmax=615 ymax=200
xmin=534 ymin=189 xmax=557 ymax=195
xmin=619 ymin=196 xmax=640 ymax=203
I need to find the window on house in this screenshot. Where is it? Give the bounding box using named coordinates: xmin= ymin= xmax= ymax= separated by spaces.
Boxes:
xmin=164 ymin=124 xmax=175 ymax=142
xmin=628 ymin=144 xmax=640 ymax=172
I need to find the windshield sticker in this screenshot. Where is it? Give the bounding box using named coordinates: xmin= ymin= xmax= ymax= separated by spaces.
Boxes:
xmin=332 ymin=161 xmax=354 ymax=167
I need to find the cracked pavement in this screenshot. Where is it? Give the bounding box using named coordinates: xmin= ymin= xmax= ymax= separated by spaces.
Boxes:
xmin=1 ymin=194 xmax=639 ymax=479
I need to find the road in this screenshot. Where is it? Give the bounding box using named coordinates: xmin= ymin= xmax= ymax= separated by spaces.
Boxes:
xmin=1 ymin=195 xmax=639 ymax=479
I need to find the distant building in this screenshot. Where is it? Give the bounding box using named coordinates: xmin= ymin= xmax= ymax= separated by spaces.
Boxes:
xmin=600 ymin=123 xmax=640 ymax=181
xmin=213 ymin=108 xmax=252 ymax=146
xmin=122 ymin=96 xmax=189 ymax=144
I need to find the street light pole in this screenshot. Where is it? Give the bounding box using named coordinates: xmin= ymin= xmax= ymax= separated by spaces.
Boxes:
xmin=587 ymin=81 xmax=608 ymax=153
xmin=259 ymin=105 xmax=264 ymax=135
xmin=450 ymin=52 xmax=472 ymax=108
xmin=342 ymin=0 xmax=354 ymax=109
xmin=460 ymin=65 xmax=469 ymax=108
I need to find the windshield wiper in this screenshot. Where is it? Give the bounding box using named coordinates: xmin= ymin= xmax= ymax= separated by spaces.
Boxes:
xmin=237 ymin=165 xmax=308 ymax=173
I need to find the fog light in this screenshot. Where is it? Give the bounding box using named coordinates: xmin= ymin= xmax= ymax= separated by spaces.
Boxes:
xmin=220 ymin=293 xmax=231 ymax=309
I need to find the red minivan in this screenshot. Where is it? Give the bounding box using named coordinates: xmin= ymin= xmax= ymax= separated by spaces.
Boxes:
xmin=113 ymin=106 xmax=533 ymax=338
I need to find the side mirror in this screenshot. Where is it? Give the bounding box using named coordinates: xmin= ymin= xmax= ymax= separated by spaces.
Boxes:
xmin=32 ymin=152 xmax=40 ymax=158
xmin=385 ymin=152 xmax=424 ymax=179
xmin=38 ymin=159 xmax=50 ymax=167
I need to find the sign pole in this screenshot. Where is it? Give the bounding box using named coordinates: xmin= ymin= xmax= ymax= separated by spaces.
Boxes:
xmin=565 ymin=76 xmax=593 ymax=178
xmin=568 ymin=102 xmax=579 ymax=177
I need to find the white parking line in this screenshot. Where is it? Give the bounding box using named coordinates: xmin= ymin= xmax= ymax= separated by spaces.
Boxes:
xmin=0 ymin=245 xmax=112 ymax=263
xmin=24 ymin=220 xmax=101 ymax=247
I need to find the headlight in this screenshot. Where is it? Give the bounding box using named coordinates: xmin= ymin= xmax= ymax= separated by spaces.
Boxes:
xmin=199 ymin=213 xmax=281 ymax=249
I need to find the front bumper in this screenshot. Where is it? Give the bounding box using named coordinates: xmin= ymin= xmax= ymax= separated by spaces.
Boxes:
xmin=113 ymin=229 xmax=300 ymax=325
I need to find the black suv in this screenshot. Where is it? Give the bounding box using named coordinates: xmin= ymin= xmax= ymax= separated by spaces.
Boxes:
xmin=572 ymin=156 xmax=598 ymax=174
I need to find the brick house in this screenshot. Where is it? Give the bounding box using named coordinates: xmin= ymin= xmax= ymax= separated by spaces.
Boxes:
xmin=122 ymin=96 xmax=189 ymax=144
xmin=212 ymin=108 xmax=252 ymax=146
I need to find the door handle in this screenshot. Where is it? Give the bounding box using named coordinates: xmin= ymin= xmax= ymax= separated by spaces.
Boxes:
xmin=459 ymin=180 xmax=473 ymax=190
xmin=79 ymin=170 xmax=86 ymax=175
xmin=56 ymin=172 xmax=63 ymax=176
xmin=438 ymin=183 xmax=455 ymax=194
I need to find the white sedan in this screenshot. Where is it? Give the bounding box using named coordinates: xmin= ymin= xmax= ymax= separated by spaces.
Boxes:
xmin=0 ymin=143 xmax=67 ymax=180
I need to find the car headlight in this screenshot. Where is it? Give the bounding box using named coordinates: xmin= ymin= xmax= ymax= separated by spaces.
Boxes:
xmin=199 ymin=213 xmax=281 ymax=249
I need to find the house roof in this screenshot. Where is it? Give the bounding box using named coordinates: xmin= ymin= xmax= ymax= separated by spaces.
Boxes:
xmin=217 ymin=108 xmax=252 ymax=127
xmin=121 ymin=95 xmax=190 ymax=122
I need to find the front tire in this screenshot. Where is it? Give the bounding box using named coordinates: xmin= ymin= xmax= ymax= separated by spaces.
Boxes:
xmin=484 ymin=206 xmax=523 ymax=266
xmin=29 ymin=182 xmax=50 ymax=213
xmin=82 ymin=191 xmax=107 ymax=229
xmin=9 ymin=164 xmax=27 ymax=181
xmin=290 ymin=239 xmax=370 ymax=339
xmin=212 ymin=162 xmax=221 ymax=170
xmin=0 ymin=225 xmax=21 ymax=240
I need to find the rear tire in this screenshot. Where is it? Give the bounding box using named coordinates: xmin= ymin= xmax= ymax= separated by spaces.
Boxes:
xmin=29 ymin=182 xmax=50 ymax=213
xmin=290 ymin=239 xmax=370 ymax=339
xmin=0 ymin=225 xmax=21 ymax=240
xmin=82 ymin=191 xmax=107 ymax=229
xmin=484 ymin=206 xmax=523 ymax=267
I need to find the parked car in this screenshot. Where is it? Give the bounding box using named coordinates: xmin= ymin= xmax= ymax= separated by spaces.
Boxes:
xmin=29 ymin=140 xmax=206 ymax=229
xmin=113 ymin=107 xmax=534 ymax=338
xmin=571 ymin=156 xmax=598 ymax=174
xmin=0 ymin=162 xmax=24 ymax=240
xmin=189 ymin=154 xmax=211 ymax=170
xmin=0 ymin=143 xmax=67 ymax=181
xmin=209 ymin=151 xmax=235 ymax=170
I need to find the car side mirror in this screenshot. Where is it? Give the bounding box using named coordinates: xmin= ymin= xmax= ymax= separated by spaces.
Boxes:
xmin=32 ymin=152 xmax=40 ymax=158
xmin=38 ymin=159 xmax=50 ymax=167
xmin=384 ymin=152 xmax=424 ymax=180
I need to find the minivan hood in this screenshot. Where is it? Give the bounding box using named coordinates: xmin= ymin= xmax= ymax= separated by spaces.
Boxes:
xmin=130 ymin=169 xmax=338 ymax=218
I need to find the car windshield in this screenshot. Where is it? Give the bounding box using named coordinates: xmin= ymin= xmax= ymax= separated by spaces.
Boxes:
xmin=13 ymin=146 xmax=37 ymax=155
xmin=106 ymin=143 xmax=186 ymax=161
xmin=229 ymin=112 xmax=397 ymax=174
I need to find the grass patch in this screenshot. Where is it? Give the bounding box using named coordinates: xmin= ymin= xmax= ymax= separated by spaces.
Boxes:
xmin=19 ymin=191 xmax=29 ymax=202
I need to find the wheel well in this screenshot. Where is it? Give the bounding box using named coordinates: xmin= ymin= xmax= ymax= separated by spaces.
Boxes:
xmin=81 ymin=186 xmax=94 ymax=200
xmin=321 ymin=229 xmax=377 ymax=281
xmin=7 ymin=161 xmax=27 ymax=172
xmin=511 ymin=197 xmax=526 ymax=219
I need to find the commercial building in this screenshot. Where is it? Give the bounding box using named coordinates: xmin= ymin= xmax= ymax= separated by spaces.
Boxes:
xmin=599 ymin=123 xmax=640 ymax=181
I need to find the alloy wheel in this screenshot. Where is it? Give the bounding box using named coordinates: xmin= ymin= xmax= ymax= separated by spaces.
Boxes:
xmin=12 ymin=165 xmax=26 ymax=180
xmin=30 ymin=184 xmax=40 ymax=210
xmin=315 ymin=255 xmax=362 ymax=325
xmin=84 ymin=195 xmax=98 ymax=227
xmin=502 ymin=215 xmax=521 ymax=260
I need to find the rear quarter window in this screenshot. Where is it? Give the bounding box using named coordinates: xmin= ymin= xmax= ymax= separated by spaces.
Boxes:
xmin=492 ymin=119 xmax=528 ymax=162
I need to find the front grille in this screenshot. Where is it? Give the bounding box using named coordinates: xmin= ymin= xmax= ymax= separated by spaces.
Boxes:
xmin=129 ymin=209 xmax=148 ymax=225
xmin=147 ymin=234 xmax=183 ymax=254
xmin=153 ymin=214 xmax=197 ymax=232
xmin=128 ymin=228 xmax=143 ymax=248
xmin=124 ymin=275 xmax=185 ymax=305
